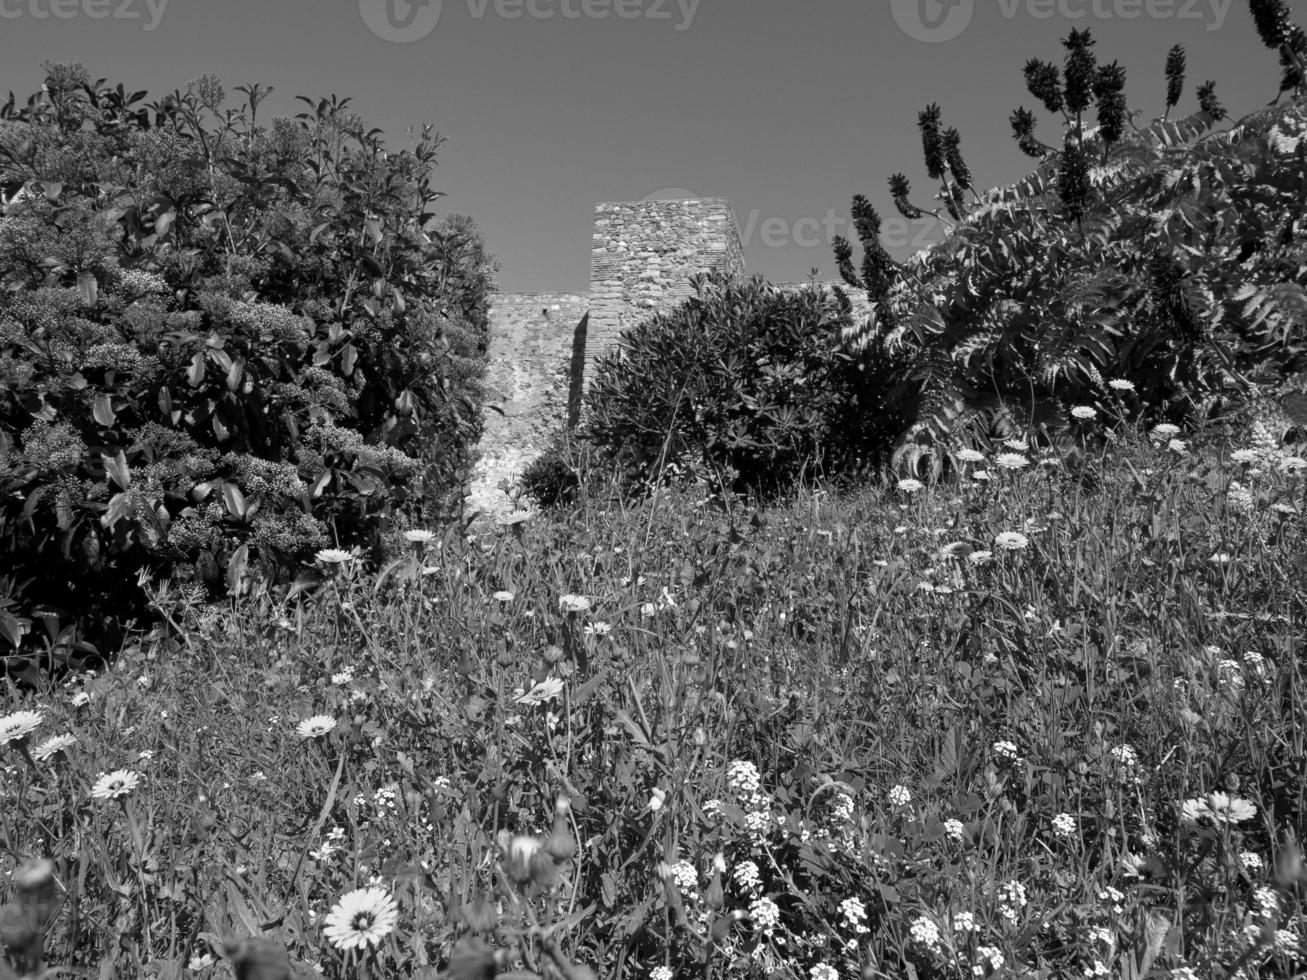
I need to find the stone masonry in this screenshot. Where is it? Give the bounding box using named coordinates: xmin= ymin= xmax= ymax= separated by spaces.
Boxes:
xmin=466 ymin=199 xmax=871 ymax=518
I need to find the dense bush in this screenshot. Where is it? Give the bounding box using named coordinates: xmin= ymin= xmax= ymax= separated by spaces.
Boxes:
xmin=835 ymin=25 xmax=1307 ymax=477
xmin=583 ymin=273 xmax=909 ymax=497
xmin=0 ymin=64 xmax=494 ymax=672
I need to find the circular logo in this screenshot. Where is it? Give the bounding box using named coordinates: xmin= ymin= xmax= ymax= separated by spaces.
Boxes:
xmin=359 ymin=0 xmax=443 ymax=42
xmin=890 ymin=0 xmax=973 ymax=43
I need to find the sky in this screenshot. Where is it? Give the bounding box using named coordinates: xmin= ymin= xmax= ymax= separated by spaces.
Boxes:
xmin=0 ymin=0 xmax=1291 ymax=292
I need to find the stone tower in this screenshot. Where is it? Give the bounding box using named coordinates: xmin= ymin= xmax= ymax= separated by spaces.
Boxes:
xmin=587 ymin=198 xmax=745 ymax=387
xmin=467 ymin=198 xmax=748 ymax=519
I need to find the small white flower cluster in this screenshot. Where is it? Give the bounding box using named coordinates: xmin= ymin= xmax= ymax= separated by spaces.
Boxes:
xmin=887 ymin=784 xmax=912 ymax=809
xmin=670 ymin=860 xmax=698 ymax=899
xmin=998 ymin=880 xmax=1027 ymax=923
xmin=909 ymin=914 xmax=942 ymax=950
xmin=1108 ymin=744 xmax=1141 ymax=783
xmin=830 ymin=791 xmax=855 ymax=822
xmin=840 ymin=897 xmax=869 ymax=935
xmin=944 ymin=818 xmax=966 ymax=842
xmin=1097 ymin=886 xmax=1125 ymax=916
xmin=972 ymin=946 xmax=1004 ymax=977
xmin=733 ymin=860 xmax=762 ymax=894
xmin=749 ymin=896 xmax=781 ymax=935
xmin=1051 ymin=812 xmax=1077 ymax=839
xmin=992 ymin=740 xmax=1023 ymax=766
xmin=952 ymin=911 xmax=976 ymax=933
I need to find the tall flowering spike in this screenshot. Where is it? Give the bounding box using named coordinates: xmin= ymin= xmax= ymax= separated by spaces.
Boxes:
xmin=1197 ymin=80 xmax=1227 ymax=120
xmin=918 ymin=103 xmax=947 ymax=180
xmin=889 ymin=173 xmax=923 ymax=219
xmin=1164 ymin=45 xmax=1187 ymax=114
xmin=1010 ymin=107 xmax=1047 ymax=158
xmin=850 ymin=194 xmax=882 ymax=252
xmin=941 ymin=127 xmax=973 ymax=190
xmin=1057 ymin=133 xmax=1092 ymax=225
xmin=831 ymin=234 xmax=860 ymax=290
xmin=1062 ymin=28 xmax=1098 ymax=115
xmin=1023 ymin=58 xmax=1064 ymax=115
xmin=1250 ymin=0 xmax=1294 ymax=49
xmin=1093 ymin=62 xmax=1129 ymax=147
xmin=1279 ymin=24 xmax=1307 ymax=95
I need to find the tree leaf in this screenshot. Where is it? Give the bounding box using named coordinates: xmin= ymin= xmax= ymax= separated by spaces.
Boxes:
xmin=221 ymin=483 xmax=248 ymax=521
xmin=92 ymin=393 xmax=117 ymax=427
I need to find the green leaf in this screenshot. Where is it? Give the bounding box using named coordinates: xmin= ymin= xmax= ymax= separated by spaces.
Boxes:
xmin=187 ymin=352 xmax=205 ymax=387
xmin=92 ymin=393 xmax=117 ymax=427
xmin=226 ymin=544 xmax=250 ymax=596
xmin=221 ymin=483 xmax=248 ymax=521
xmin=102 ymin=451 xmax=131 ymax=490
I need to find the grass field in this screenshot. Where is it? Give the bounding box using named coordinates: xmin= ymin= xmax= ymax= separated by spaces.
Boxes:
xmin=1 ymin=412 xmax=1305 ymax=979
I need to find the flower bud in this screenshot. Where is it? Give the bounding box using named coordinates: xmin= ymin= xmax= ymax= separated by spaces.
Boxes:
xmin=544 ymin=795 xmax=576 ymax=861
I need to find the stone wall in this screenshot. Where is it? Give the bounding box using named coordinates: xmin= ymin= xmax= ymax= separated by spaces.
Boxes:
xmin=588 ymin=199 xmax=745 ymax=387
xmin=465 ymin=201 xmax=876 ymax=520
xmin=467 ymin=291 xmax=589 ymax=516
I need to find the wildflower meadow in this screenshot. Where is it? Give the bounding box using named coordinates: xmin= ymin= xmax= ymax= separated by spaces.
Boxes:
xmin=1 ymin=407 xmax=1305 ymax=979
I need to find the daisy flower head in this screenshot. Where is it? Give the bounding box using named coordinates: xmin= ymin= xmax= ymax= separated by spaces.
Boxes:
xmin=516 ymin=677 xmax=564 ymax=706
xmin=995 ymin=452 xmax=1030 ymax=470
xmin=492 ymin=590 xmax=514 ymax=602
xmin=31 ymin=733 xmax=77 ymax=762
xmin=403 ymin=529 xmax=436 ymax=545
xmin=1167 ymin=438 xmax=1188 ymax=454
xmin=558 ymin=594 xmax=591 ymax=614
xmin=314 ymin=548 xmax=354 ymax=565
xmin=91 ymin=769 xmax=140 ymax=800
xmin=971 ymin=469 xmax=991 ymax=482
xmin=1003 ymin=438 xmax=1028 ymax=451
xmin=994 ymin=531 xmax=1029 ymax=551
xmin=955 ymin=447 xmax=986 ymax=463
xmin=0 ymin=710 xmax=43 ymax=746
xmin=296 ymin=715 xmax=337 ymax=740
xmin=896 ymin=478 xmax=925 ymax=493
xmin=322 ymin=886 xmax=399 ymax=951
xmin=1203 ymin=792 xmax=1256 ymax=825
xmin=1108 ymin=378 xmax=1135 ymax=392
xmin=1071 ymin=405 xmax=1098 ymax=420
xmin=70 ymin=691 xmax=91 ymax=707
xmin=967 ymin=549 xmax=993 ymax=565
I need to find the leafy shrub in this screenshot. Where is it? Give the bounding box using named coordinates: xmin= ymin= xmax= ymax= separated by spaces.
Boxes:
xmin=0 ymin=64 xmax=494 ymax=671
xmin=584 ymin=273 xmax=905 ymax=497
xmin=519 ymin=432 xmax=585 ymax=508
xmin=835 ymin=29 xmax=1307 ymax=476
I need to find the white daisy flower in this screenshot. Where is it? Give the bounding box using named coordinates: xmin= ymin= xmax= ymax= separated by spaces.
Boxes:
xmin=0 ymin=710 xmax=43 ymax=746
xmin=403 ymin=529 xmax=436 ymax=544
xmin=31 ymin=733 xmax=77 ymax=761
xmin=995 ymin=452 xmax=1030 ymax=470
xmin=558 ymin=594 xmax=591 ymax=614
xmin=322 ymin=886 xmax=399 ymax=951
xmin=91 ymin=769 xmax=141 ymax=800
xmin=315 ymin=548 xmax=354 ymax=565
xmin=516 ymin=677 xmax=564 ymax=706
xmin=296 ymin=715 xmax=338 ymax=740
xmin=994 ymin=531 xmax=1029 ymax=551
